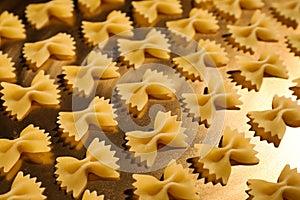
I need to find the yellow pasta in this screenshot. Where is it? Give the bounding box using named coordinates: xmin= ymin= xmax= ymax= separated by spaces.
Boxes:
xmin=23 ymin=33 xmax=76 ymax=69
xmin=58 ymin=96 xmax=118 ymax=144
xmin=25 ymin=0 xmax=74 ymax=29
xmin=0 ymin=11 xmax=25 ymax=44
xmin=82 ymin=10 xmax=133 ymax=46
xmin=118 ymin=29 xmax=170 ymax=68
xmin=173 ymin=39 xmax=228 ymax=81
xmin=193 ymin=128 xmax=259 ymax=185
xmin=235 ymin=50 xmax=288 ymax=90
xmin=132 ymin=0 xmax=182 ymax=23
xmin=213 ymin=0 xmax=264 ymax=20
xmin=228 ymin=10 xmax=280 ymax=52
xmin=0 ymin=171 xmax=46 ymax=200
xmin=55 ymin=138 xmax=119 ymax=199
xmin=272 ymin=0 xmax=300 ymax=28
xmin=82 ymin=190 xmax=104 ymax=200
xmin=0 ymin=125 xmax=51 ymax=177
xmin=248 ymin=95 xmax=300 ymax=147
xmin=78 ymin=0 xmax=124 ymax=13
xmin=133 ymin=161 xmax=198 ymax=200
xmin=287 ymin=34 xmax=300 ymax=55
xmin=166 ymin=8 xmax=219 ymax=40
xmin=117 ymin=69 xmax=175 ymax=111
xmin=0 ymin=51 xmax=16 ymax=82
xmin=1 ymin=70 xmax=60 ymax=121
xmin=126 ymin=111 xmax=187 ymax=166
xmin=247 ymin=165 xmax=300 ymax=199
xmin=62 ymin=51 xmax=120 ymax=96
xmin=183 ymin=75 xmax=242 ymax=126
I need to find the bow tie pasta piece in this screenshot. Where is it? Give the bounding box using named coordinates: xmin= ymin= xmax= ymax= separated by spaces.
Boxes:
xmin=0 ymin=171 xmax=46 ymax=200
xmin=133 ymin=161 xmax=198 ymax=200
xmin=82 ymin=10 xmax=133 ymax=46
xmin=117 ymin=69 xmax=175 ymax=112
xmin=55 ymin=138 xmax=119 ymax=199
xmin=0 ymin=125 xmax=51 ymax=177
xmin=125 ymin=111 xmax=187 ymax=167
xmin=173 ymin=39 xmax=228 ymax=81
xmin=0 ymin=51 xmax=16 ymax=82
xmin=233 ymin=51 xmax=288 ymax=91
xmin=272 ymin=0 xmax=300 ymax=29
xmin=247 ymin=165 xmax=300 ymax=200
xmin=62 ymin=51 xmax=120 ymax=96
xmin=166 ymin=8 xmax=219 ymax=40
xmin=248 ymin=95 xmax=300 ymax=147
xmin=286 ymin=34 xmax=300 ymax=56
xmin=23 ymin=33 xmax=76 ymax=69
xmin=118 ymin=29 xmax=170 ymax=68
xmin=132 ymin=0 xmax=182 ymax=24
xmin=183 ymin=77 xmax=242 ymax=126
xmin=78 ymin=0 xmax=124 ymax=13
xmin=192 ymin=128 xmax=259 ymax=185
xmin=0 ymin=70 xmax=60 ymax=121
xmin=58 ymin=96 xmax=118 ymax=147
xmin=213 ymin=0 xmax=264 ymax=20
xmin=25 ymin=0 xmax=74 ymax=29
xmin=228 ymin=10 xmax=280 ymax=52
xmin=0 ymin=11 xmax=25 ymax=44
xmin=82 ymin=190 xmax=104 ymax=200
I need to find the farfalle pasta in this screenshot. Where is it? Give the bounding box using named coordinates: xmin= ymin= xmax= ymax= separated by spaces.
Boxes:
xmin=166 ymin=8 xmax=219 ymax=40
xmin=58 ymin=96 xmax=118 ymax=147
xmin=82 ymin=190 xmax=104 ymax=200
xmin=133 ymin=161 xmax=198 ymax=199
xmin=0 ymin=11 xmax=25 ymax=44
xmin=248 ymin=95 xmax=300 ymax=147
xmin=78 ymin=0 xmax=124 ymax=13
xmin=23 ymin=33 xmax=76 ymax=69
xmin=233 ymin=51 xmax=288 ymax=90
xmin=62 ymin=51 xmax=120 ymax=96
xmin=118 ymin=29 xmax=170 ymax=68
xmin=173 ymin=39 xmax=228 ymax=81
xmin=192 ymin=128 xmax=259 ymax=185
xmin=25 ymin=0 xmax=74 ymax=29
xmin=0 ymin=51 xmax=16 ymax=82
xmin=247 ymin=165 xmax=300 ymax=199
xmin=272 ymin=0 xmax=300 ymax=28
xmin=0 ymin=171 xmax=46 ymax=200
xmin=286 ymin=34 xmax=300 ymax=56
xmin=117 ymin=69 xmax=175 ymax=112
xmin=82 ymin=10 xmax=133 ymax=46
xmin=55 ymin=138 xmax=119 ymax=199
xmin=0 ymin=125 xmax=51 ymax=178
xmin=125 ymin=111 xmax=187 ymax=167
xmin=1 ymin=70 xmax=60 ymax=121
xmin=213 ymin=0 xmax=264 ymax=20
xmin=228 ymin=10 xmax=280 ymax=52
xmin=183 ymin=75 xmax=242 ymax=126
xmin=132 ymin=0 xmax=182 ymax=24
